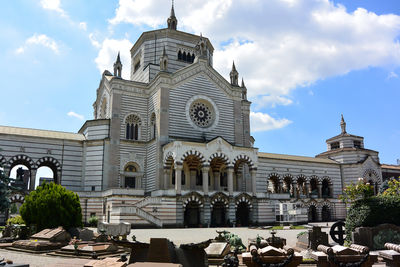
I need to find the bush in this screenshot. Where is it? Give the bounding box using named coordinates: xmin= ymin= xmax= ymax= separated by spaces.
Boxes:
xmin=345 ymin=195 xmax=400 ymax=242
xmin=88 ymin=216 xmax=98 ymax=227
xmin=20 ymin=182 xmax=82 ymax=231
xmin=6 ymin=215 xmax=25 ymax=225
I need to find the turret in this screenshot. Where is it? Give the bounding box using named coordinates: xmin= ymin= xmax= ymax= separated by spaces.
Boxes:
xmin=160 ymin=46 xmax=169 ymax=71
xmin=167 ymin=0 xmax=177 ymax=30
xmin=340 ymin=114 xmax=346 ymax=134
xmin=113 ymin=52 xmax=122 ymax=77
xmin=230 ymin=61 xmax=239 ymax=86
xmin=241 ymin=78 xmax=247 ymax=100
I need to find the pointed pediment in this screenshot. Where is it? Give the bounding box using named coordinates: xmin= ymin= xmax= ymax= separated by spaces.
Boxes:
xmin=258 ymin=246 xmax=285 ymax=256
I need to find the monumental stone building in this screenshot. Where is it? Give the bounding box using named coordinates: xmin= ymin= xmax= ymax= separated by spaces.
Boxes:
xmin=1 ymin=6 xmax=399 ymax=226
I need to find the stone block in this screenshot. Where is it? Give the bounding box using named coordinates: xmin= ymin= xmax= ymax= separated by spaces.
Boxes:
xmin=98 ymin=222 xmax=131 ymax=238
xmin=352 ymin=224 xmax=400 ymax=250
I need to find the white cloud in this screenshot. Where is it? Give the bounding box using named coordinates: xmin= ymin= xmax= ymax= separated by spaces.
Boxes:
xmin=94 ymin=38 xmax=133 ymax=79
xmin=79 ymin=22 xmax=87 ymax=31
xmin=67 ymin=111 xmax=84 ymax=121
xmin=109 ymin=0 xmax=400 ymax=107
xmin=250 ymin=112 xmax=292 ymax=132
xmin=252 ymin=95 xmax=293 ymax=109
xmin=15 ymin=34 xmax=60 ymax=54
xmin=40 ymin=0 xmax=66 ymax=17
xmin=387 ymin=71 xmax=399 ymax=79
xmin=89 ymin=33 xmax=101 ymax=48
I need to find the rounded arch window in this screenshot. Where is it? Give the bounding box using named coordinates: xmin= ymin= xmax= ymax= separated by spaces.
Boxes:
xmin=189 ymin=100 xmax=214 ymax=128
xmin=124 ymin=164 xmax=137 ymax=172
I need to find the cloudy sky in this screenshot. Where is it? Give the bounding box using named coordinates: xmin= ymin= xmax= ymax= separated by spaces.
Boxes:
xmin=0 ymin=0 xmax=399 ymax=168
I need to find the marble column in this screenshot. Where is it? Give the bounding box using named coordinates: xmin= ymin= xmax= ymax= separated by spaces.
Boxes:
xmin=29 ymin=168 xmax=37 ymax=191
xmin=175 ymin=164 xmax=182 ymax=195
xmin=251 ymin=169 xmax=257 ymax=196
xmin=279 ymin=180 xmax=284 ymax=193
xmin=227 ymin=167 xmax=234 ymax=196
xmin=163 ymin=168 xmax=169 ymax=189
xmin=202 ymin=166 xmax=210 ymax=196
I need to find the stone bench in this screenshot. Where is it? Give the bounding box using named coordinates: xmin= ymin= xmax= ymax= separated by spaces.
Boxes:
xmin=379 ymin=243 xmax=400 ymax=267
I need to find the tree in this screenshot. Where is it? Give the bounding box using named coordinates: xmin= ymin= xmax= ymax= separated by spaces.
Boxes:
xmin=382 ymin=178 xmax=400 ymax=197
xmin=339 ymin=179 xmax=374 ymax=204
xmin=20 ymin=182 xmax=82 ymax=231
xmin=0 ymin=166 xmax=13 ymax=214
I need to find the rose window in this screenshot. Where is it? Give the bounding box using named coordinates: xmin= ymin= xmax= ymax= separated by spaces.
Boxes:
xmin=189 ymin=101 xmax=214 ymax=128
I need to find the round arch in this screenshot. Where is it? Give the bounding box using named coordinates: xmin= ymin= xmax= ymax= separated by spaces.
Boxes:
xmin=36 ymin=157 xmax=62 ymax=184
xmin=267 ymin=172 xmax=281 ymax=193
xmin=8 ymin=154 xmax=35 ymax=171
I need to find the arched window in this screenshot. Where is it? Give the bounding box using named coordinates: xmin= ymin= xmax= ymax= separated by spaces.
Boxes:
xmin=125 ymin=114 xmax=141 ymax=140
xmin=182 ymin=52 xmax=187 ymax=62
xmin=191 ymin=54 xmax=195 ymax=63
xmin=124 ymin=163 xmax=138 ymax=188
xmin=178 ymin=51 xmax=182 ymax=60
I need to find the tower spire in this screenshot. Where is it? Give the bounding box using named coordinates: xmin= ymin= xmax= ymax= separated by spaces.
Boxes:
xmin=340 ymin=114 xmax=346 ymax=134
xmin=167 ymin=0 xmax=177 ymax=30
xmin=230 ymin=61 xmax=239 ymax=86
xmin=113 ymin=51 xmax=122 ymax=77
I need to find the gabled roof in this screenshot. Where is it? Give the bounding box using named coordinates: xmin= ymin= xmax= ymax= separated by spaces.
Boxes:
xmin=0 ymin=125 xmax=85 ymax=141
xmin=326 ymin=132 xmax=363 ymax=142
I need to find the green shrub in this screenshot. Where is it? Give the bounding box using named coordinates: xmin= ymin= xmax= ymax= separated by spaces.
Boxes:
xmin=20 ymin=182 xmax=82 ymax=231
xmin=88 ymin=216 xmax=98 ymax=227
xmin=345 ymin=195 xmax=400 ymax=242
xmin=6 ymin=215 xmax=25 ymax=225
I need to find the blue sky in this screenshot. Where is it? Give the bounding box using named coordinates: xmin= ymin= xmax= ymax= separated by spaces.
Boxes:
xmin=0 ymin=0 xmax=399 ymax=168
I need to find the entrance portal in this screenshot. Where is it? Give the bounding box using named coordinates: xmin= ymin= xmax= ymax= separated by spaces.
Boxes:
xmin=236 ymin=202 xmax=250 ymax=226
xmin=321 ymin=205 xmax=331 ymax=221
xmin=308 ymin=205 xmax=317 ymax=222
xmin=211 ymin=202 xmax=226 ymax=227
xmin=184 ymin=202 xmax=200 ymax=227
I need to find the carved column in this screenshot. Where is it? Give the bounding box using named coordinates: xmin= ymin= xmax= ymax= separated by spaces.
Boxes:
xmin=175 ymin=164 xmax=183 ymax=195
xmin=163 ymin=168 xmax=169 ymax=189
xmin=251 ymin=169 xmax=257 ymax=196
xmin=227 ymin=167 xmax=234 ymax=196
xmin=317 ymin=182 xmax=322 ymax=198
xmin=56 ymin=170 xmax=62 ymax=185
xmin=29 ymin=168 xmax=37 ymax=191
xmin=202 ymin=166 xmax=210 ymax=196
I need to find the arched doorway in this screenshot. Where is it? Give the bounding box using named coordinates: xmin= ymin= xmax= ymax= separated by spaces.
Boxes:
xmin=308 ymin=205 xmax=317 ymax=222
xmin=236 ymin=202 xmax=250 ymax=226
xmin=321 ymin=205 xmax=331 ymax=221
xmin=184 ymin=201 xmax=201 ymax=227
xmin=322 ymin=179 xmax=331 ymax=198
xmin=211 ymin=201 xmax=226 ymax=227
xmin=9 ymin=164 xmax=30 ymax=190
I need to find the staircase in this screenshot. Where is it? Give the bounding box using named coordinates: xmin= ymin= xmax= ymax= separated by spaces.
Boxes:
xmin=116 ymin=197 xmax=162 ymax=227
xmin=134 ymin=197 xmax=161 ymax=208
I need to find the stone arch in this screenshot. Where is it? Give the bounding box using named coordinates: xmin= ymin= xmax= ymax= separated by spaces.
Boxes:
xmin=208 ymin=152 xmax=229 ymax=166
xmin=319 ymin=201 xmax=332 ymax=221
xmin=9 ymin=193 xmax=25 ymax=203
xmin=233 ymin=154 xmax=254 ymax=169
xmin=235 ymin=193 xmax=253 ymax=209
xmin=363 ymin=169 xmax=381 ymax=195
xmin=302 ymin=201 xmax=318 ymax=222
xmin=182 ymin=192 xmax=203 ymax=208
xmin=163 ymin=151 xmax=175 ymax=169
xmin=8 ymin=154 xmax=35 ymax=170
xmin=36 ymin=156 xmax=62 ymax=184
xmin=267 ymin=172 xmax=281 ymax=193
xmin=210 ymin=192 xmax=229 ymax=208
xmin=181 ymin=150 xmax=205 ymax=165
xmin=122 ymin=161 xmax=142 ymax=189
xmin=282 ymin=174 xmax=294 ymax=194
